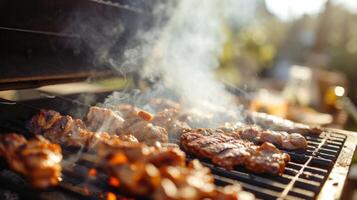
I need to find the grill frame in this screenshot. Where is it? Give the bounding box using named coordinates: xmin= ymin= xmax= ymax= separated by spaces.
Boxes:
xmin=0 ymin=91 xmax=356 ymax=200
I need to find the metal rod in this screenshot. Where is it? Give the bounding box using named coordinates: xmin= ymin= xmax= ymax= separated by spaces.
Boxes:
xmin=0 ymin=26 xmax=80 ymax=38
xmin=87 ymin=0 xmax=144 ymax=13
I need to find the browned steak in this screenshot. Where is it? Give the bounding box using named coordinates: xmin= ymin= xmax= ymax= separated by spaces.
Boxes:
xmin=181 ymin=128 xmax=290 ymax=175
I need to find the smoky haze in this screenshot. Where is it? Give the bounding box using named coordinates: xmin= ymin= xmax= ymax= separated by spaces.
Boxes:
xmin=101 ymin=0 xmax=257 ymax=120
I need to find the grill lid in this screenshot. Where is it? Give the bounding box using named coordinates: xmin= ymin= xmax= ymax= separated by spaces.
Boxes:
xmin=0 ymin=0 xmax=162 ymax=90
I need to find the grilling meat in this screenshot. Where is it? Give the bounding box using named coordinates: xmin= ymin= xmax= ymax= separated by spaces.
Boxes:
xmin=115 ymin=104 xmax=141 ymax=119
xmin=152 ymin=108 xmax=191 ymax=142
xmin=0 ymin=133 xmax=62 ymax=188
xmin=98 ymin=140 xmax=254 ymax=200
xmin=86 ymin=106 xmax=124 ymax=133
xmin=119 ymin=110 xmax=169 ymax=145
xmin=85 ymin=106 xmax=169 ymax=145
xmin=222 ymin=124 xmax=308 ymax=150
xmin=246 ymin=111 xmax=322 ymax=134
xmin=180 ymin=129 xmax=290 ymax=175
xmin=28 ymin=109 xmax=137 ymax=148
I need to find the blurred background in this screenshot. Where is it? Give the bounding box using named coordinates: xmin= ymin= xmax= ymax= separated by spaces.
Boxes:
xmin=217 ymin=0 xmax=357 ymax=132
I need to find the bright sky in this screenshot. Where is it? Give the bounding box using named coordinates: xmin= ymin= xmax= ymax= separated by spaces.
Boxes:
xmin=265 ymin=0 xmax=357 ymax=21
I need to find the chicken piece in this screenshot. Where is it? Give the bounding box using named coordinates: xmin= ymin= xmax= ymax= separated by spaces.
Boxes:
xmin=181 ymin=129 xmax=290 ymax=175
xmin=0 ymin=133 xmax=62 ymax=188
xmin=122 ymin=121 xmax=168 ymax=145
xmin=152 ymin=109 xmax=191 ymax=142
xmin=118 ymin=109 xmax=169 ymax=146
xmin=86 ymin=106 xmax=124 ymax=133
xmin=115 ymin=104 xmax=141 ymax=120
xmin=246 ymin=111 xmax=322 ymax=134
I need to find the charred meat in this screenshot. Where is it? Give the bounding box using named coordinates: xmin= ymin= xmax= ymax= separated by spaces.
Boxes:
xmin=180 ymin=129 xmax=290 ymax=175
xmin=27 ymin=109 xmax=137 ymax=148
xmin=0 ymin=133 xmax=62 ymax=188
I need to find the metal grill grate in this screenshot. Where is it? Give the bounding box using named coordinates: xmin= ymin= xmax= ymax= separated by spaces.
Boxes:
xmin=201 ymin=132 xmax=346 ymax=200
xmin=0 ymin=92 xmax=352 ymax=200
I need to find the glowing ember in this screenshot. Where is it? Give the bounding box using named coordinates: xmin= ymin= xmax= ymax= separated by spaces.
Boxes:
xmin=88 ymin=168 xmax=97 ymax=177
xmin=107 ymin=192 xmax=117 ymax=200
xmin=109 ymin=153 xmax=128 ymax=165
xmin=109 ymin=176 xmax=121 ymax=187
xmin=137 ymin=110 xmax=153 ymax=121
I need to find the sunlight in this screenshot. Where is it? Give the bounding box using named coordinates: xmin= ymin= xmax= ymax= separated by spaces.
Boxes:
xmin=265 ymin=0 xmax=327 ymax=20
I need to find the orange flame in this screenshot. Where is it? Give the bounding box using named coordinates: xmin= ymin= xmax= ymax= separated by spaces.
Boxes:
xmin=109 ymin=176 xmax=121 ymax=187
xmin=107 ymin=192 xmax=117 ymax=200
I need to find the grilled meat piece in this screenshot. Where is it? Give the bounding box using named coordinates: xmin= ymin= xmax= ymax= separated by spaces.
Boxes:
xmin=153 ymin=161 xmax=250 ymax=200
xmin=245 ymin=142 xmax=290 ymax=175
xmin=86 ymin=106 xmax=124 ymax=133
xmin=152 ymin=109 xmax=191 ymax=142
xmin=119 ymin=110 xmax=169 ymax=145
xmin=86 ymin=106 xmax=168 ymax=145
xmin=180 ymin=129 xmax=290 ymax=175
xmin=27 ymin=109 xmax=62 ymax=135
xmin=221 ymin=123 xmax=308 ymax=150
xmin=98 ymin=141 xmax=254 ymax=199
xmin=115 ymin=104 xmax=141 ymax=119
xmin=0 ymin=133 xmax=62 ymax=188
xmin=28 ymin=109 xmax=137 ymax=148
xmin=246 ymin=111 xmax=322 ymax=134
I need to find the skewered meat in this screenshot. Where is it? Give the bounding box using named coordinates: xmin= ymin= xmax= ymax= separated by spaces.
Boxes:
xmin=180 ymin=129 xmax=290 ymax=175
xmin=27 ymin=109 xmax=137 ymax=148
xmin=246 ymin=111 xmax=322 ymax=134
xmin=86 ymin=106 xmax=124 ymax=133
xmin=0 ymin=133 xmax=62 ymax=188
xmin=98 ymin=140 xmax=254 ymax=199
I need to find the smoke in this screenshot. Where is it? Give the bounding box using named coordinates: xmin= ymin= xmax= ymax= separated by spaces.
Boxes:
xmin=142 ymin=0 xmax=235 ymax=110
xmin=90 ymin=0 xmax=258 ymax=116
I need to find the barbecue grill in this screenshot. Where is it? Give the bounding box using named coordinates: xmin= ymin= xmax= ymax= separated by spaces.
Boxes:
xmin=0 ymin=1 xmax=357 ymax=200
